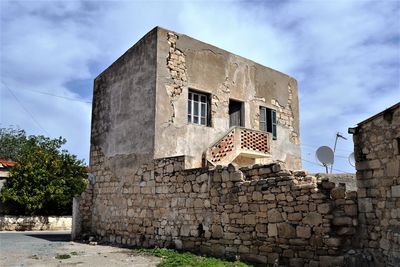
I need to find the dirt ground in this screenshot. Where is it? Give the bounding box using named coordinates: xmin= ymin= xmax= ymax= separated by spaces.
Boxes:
xmin=0 ymin=231 xmax=161 ymax=267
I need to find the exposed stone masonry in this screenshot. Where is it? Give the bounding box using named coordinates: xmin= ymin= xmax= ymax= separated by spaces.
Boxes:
xmin=166 ymin=32 xmax=187 ymax=98
xmin=271 ymin=78 xmax=299 ymax=145
xmin=80 ymin=146 xmax=359 ymax=266
xmin=353 ymin=103 xmax=400 ymax=266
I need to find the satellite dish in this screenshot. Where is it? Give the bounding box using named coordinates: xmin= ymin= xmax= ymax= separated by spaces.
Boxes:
xmin=348 ymin=152 xmax=355 ymax=167
xmin=316 ymin=146 xmax=334 ymax=165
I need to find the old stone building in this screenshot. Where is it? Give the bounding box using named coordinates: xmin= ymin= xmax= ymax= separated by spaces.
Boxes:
xmin=91 ymin=26 xmax=301 ymax=171
xmin=75 ymin=26 xmax=399 ymax=266
xmin=352 ymin=102 xmax=400 ymax=266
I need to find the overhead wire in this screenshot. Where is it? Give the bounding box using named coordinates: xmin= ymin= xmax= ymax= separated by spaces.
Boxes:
xmin=1 ymin=80 xmax=92 ymax=104
xmin=0 ymin=81 xmax=355 ymax=174
xmin=1 ymin=81 xmax=50 ymax=136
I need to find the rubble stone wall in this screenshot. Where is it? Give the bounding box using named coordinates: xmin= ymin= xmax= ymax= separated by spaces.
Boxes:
xmin=353 ymin=104 xmax=400 ymax=266
xmin=0 ymin=216 xmax=71 ymax=231
xmin=80 ymin=146 xmax=358 ymax=266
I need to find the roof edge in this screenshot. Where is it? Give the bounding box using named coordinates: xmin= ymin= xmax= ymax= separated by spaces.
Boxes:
xmin=357 ymin=102 xmax=400 ymax=126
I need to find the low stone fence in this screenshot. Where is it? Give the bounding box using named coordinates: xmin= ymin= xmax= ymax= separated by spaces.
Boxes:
xmin=78 ymin=150 xmax=360 ymax=266
xmin=0 ymin=216 xmax=71 ymax=231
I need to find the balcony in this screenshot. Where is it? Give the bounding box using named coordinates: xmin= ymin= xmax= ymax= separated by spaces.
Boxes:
xmin=205 ymin=127 xmax=271 ymax=167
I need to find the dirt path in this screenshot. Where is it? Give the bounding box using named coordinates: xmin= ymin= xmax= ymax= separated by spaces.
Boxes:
xmin=0 ymin=231 xmax=161 ymax=267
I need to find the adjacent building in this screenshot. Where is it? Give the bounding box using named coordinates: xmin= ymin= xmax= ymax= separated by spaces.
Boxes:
xmin=352 ymin=102 xmax=400 ymax=266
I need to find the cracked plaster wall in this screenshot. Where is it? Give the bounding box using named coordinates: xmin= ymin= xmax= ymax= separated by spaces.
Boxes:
xmin=154 ymin=27 xmax=301 ymax=169
xmin=90 ymin=28 xmax=157 ymax=182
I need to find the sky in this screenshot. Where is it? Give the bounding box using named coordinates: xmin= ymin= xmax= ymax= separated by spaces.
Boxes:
xmin=1 ymin=0 xmax=399 ymax=174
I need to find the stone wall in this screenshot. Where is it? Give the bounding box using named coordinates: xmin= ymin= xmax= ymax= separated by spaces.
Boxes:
xmin=79 ymin=146 xmax=359 ymax=266
xmin=0 ymin=216 xmax=71 ymax=231
xmin=353 ymin=103 xmax=400 ymax=266
xmin=314 ymin=173 xmax=357 ymax=192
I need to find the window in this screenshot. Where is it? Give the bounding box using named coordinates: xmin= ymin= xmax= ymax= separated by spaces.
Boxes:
xmin=260 ymin=106 xmax=277 ymax=140
xmin=188 ymin=90 xmax=210 ymax=126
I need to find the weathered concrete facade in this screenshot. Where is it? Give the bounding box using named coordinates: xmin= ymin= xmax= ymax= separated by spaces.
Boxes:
xmin=154 ymin=28 xmax=300 ymax=169
xmin=91 ymin=26 xmax=301 ymax=172
xmin=353 ymin=102 xmax=400 ymax=266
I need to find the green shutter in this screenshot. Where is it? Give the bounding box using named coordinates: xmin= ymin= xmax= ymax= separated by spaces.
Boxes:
xmin=272 ymin=110 xmax=277 ymax=140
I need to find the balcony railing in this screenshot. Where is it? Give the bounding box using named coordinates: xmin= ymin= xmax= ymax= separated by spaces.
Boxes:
xmin=206 ymin=127 xmax=271 ymax=166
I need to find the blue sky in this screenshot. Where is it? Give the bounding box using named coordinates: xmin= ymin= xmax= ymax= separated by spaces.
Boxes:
xmin=1 ymin=0 xmax=399 ymax=173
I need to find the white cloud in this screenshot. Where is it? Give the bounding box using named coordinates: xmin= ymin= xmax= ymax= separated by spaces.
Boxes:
xmin=1 ymin=0 xmax=399 ymax=172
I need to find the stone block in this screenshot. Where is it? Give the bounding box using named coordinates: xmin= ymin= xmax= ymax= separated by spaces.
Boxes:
xmin=180 ymin=225 xmax=191 ymax=237
xmin=210 ymin=244 xmax=225 ymax=256
xmin=263 ymin=193 xmax=276 ymax=201
xmin=331 ymin=187 xmax=345 ymax=199
xmin=211 ymin=225 xmax=223 ymax=238
xmin=317 ymin=203 xmax=332 ymax=214
xmin=288 ymin=212 xmax=302 ymax=221
xmin=238 ymin=245 xmax=249 ymax=253
xmin=356 ymin=159 xmax=381 ymax=171
xmin=289 ymin=258 xmax=304 ymax=267
xmin=332 ymin=217 xmax=352 ymax=226
xmin=344 ymin=204 xmax=357 ymax=216
xmin=241 ymin=254 xmax=267 ymax=264
xmin=321 ymin=181 xmax=335 ymax=190
xmin=238 ymin=195 xmax=247 ymax=203
xmin=271 ymin=163 xmax=281 ymax=173
xmin=183 ymin=183 xmax=191 ymax=193
xmin=267 ymin=252 xmax=279 ymax=265
xmin=324 ymin=237 xmax=342 ymax=247
xmin=268 ymin=209 xmax=283 ymax=223
xmin=244 ymin=214 xmax=256 ymax=225
xmin=296 ymin=225 xmax=311 ymax=238
xmin=277 ymin=222 xmax=296 ymax=238
xmin=392 ymin=185 xmax=400 ymax=198
xmin=230 ymin=171 xmax=243 ymax=181
xmin=358 ymin=198 xmax=373 ymax=212
xmin=221 ymin=170 xmax=229 ymax=182
xmin=259 ymin=167 xmax=271 ymax=175
xmin=193 ymin=199 xmax=203 ymax=208
xmin=387 ymin=159 xmax=400 ymax=177
xmin=255 ymin=223 xmax=266 ymax=233
xmin=302 ymin=212 xmax=322 ymax=226
xmin=319 ymin=256 xmax=344 ymax=267
xmin=196 ymin=173 xmax=208 ymax=183
xmin=268 ymin=223 xmax=278 ymax=237
xmin=337 ymin=227 xmax=356 ymax=235
xmin=252 ymin=191 xmax=263 ymax=201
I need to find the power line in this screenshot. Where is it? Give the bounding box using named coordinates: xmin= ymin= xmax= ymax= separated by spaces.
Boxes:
xmin=300 ymin=157 xmax=353 ymax=174
xmin=1 ymin=81 xmax=50 ymax=136
xmin=1 ymin=80 xmax=92 ymax=104
xmin=272 ymin=142 xmax=354 ymax=174
xmin=301 ymin=142 xmax=353 ymax=153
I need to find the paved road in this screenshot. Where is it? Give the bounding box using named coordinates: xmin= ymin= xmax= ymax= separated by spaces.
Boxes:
xmin=0 ymin=231 xmax=160 ymax=267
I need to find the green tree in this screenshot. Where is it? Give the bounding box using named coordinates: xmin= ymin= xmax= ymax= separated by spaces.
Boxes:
xmin=0 ymin=127 xmax=87 ymax=215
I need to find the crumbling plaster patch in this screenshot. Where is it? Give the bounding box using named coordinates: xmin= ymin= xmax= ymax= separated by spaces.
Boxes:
xmin=165 ymin=32 xmax=188 ymax=123
xmin=271 ymin=78 xmax=299 ymax=145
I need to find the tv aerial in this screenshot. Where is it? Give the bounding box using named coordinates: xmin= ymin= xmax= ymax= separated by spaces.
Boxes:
xmin=348 ymin=152 xmax=355 ymax=167
xmin=316 ymin=146 xmax=334 ymax=174
xmin=330 ymin=132 xmax=347 ymax=173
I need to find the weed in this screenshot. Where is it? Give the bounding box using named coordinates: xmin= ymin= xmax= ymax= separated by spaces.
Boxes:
xmin=134 ymin=248 xmax=252 ymax=267
xmin=55 ymin=254 xmax=71 ymax=260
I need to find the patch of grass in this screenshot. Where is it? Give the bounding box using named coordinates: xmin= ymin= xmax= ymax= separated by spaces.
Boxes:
xmin=28 ymin=254 xmax=40 ymax=260
xmin=135 ymin=248 xmax=252 ymax=267
xmin=70 ymin=251 xmax=78 ymax=256
xmin=55 ymin=254 xmax=71 ymax=260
